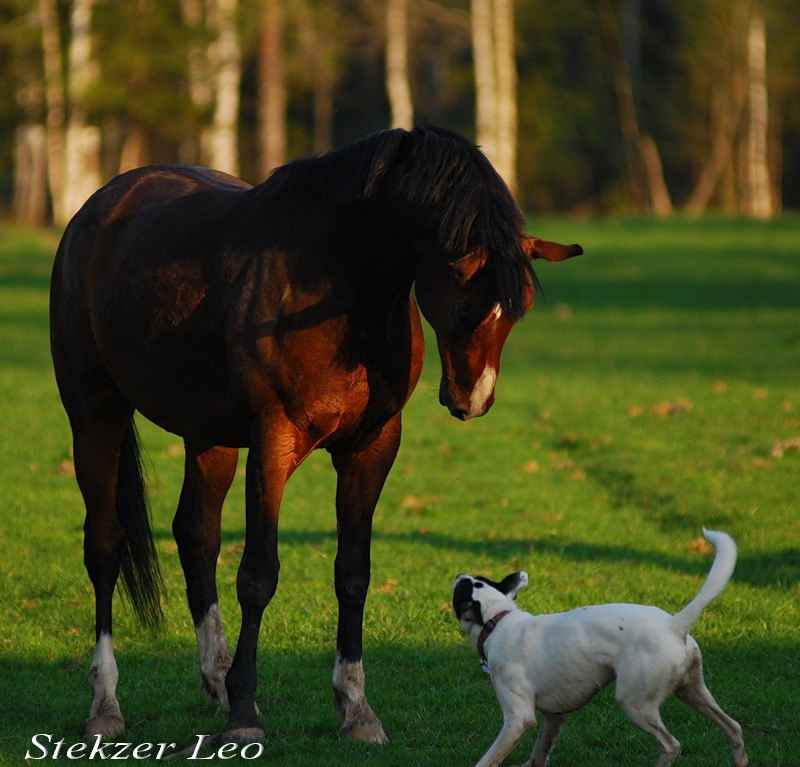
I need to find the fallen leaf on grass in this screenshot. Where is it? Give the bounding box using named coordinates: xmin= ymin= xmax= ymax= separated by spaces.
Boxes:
xmin=375 ymin=578 xmax=398 ymax=595
xmin=770 ymin=437 xmax=800 ymax=458
xmin=401 ymin=494 xmax=440 ymax=513
xmin=713 ymin=381 xmax=728 ymax=393
xmin=689 ymin=537 xmax=713 ymax=555
xmin=651 ymin=398 xmax=692 ymax=417
xmin=58 ymin=460 xmax=75 ymax=476
xmin=522 ymin=459 xmax=541 ymax=473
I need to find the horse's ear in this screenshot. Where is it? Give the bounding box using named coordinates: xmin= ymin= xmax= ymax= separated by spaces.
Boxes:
xmin=523 ymin=236 xmax=583 ymax=262
xmin=449 ymin=249 xmax=488 ymax=285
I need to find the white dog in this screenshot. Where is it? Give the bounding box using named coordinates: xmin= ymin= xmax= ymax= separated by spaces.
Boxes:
xmin=452 ymin=529 xmax=748 ymax=767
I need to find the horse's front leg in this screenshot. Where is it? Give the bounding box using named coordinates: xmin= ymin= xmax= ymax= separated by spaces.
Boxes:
xmin=172 ymin=442 xmax=238 ymax=710
xmin=329 ymin=415 xmax=402 ymax=744
xmin=222 ymin=415 xmax=307 ymax=742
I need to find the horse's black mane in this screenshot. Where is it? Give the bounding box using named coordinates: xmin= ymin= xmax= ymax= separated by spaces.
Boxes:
xmin=260 ymin=126 xmax=537 ymax=319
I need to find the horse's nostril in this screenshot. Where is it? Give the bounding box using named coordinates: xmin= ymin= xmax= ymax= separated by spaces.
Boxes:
xmin=449 ymin=407 xmax=468 ymax=420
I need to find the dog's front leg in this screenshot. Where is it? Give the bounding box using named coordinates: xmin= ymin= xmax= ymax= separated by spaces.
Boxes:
xmin=475 ymin=706 xmax=536 ymax=767
xmin=518 ymin=712 xmax=567 ymax=767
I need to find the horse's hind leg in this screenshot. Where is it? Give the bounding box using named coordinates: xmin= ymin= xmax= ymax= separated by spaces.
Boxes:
xmin=70 ymin=397 xmax=135 ymax=738
xmin=329 ymin=415 xmax=402 ymax=744
xmin=172 ymin=442 xmax=238 ymax=710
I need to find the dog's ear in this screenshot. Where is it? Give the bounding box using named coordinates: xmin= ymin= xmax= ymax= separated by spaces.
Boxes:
xmin=498 ymin=571 xmax=528 ymax=599
xmin=453 ymin=577 xmax=485 ymax=625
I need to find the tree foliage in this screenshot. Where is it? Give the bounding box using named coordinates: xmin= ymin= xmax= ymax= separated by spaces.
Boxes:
xmin=1 ymin=0 xmax=799 ymax=218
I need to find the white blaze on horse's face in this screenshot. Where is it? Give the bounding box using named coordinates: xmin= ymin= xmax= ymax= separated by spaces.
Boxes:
xmin=413 ymin=246 xmax=536 ymax=421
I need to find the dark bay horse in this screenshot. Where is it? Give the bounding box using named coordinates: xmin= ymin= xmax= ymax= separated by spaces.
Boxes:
xmin=50 ymin=126 xmax=581 ymax=744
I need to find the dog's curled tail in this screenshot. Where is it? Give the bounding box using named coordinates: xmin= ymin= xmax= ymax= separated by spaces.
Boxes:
xmin=671 ymin=529 xmax=737 ymax=638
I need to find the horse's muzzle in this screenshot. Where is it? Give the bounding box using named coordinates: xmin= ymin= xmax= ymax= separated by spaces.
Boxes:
xmin=439 ymin=388 xmax=493 ymax=421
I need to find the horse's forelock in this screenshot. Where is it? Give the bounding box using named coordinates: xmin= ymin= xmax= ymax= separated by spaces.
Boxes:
xmin=400 ymin=127 xmax=539 ymax=320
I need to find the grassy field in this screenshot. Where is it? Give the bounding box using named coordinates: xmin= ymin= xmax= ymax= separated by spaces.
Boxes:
xmin=0 ymin=218 xmax=798 ymax=766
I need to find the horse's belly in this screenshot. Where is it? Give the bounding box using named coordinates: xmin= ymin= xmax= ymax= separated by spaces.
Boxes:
xmin=90 ymin=284 xmax=252 ymax=446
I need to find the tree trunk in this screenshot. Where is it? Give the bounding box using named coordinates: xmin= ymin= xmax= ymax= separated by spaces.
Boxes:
xmin=493 ymin=0 xmax=517 ymax=194
xmin=38 ymin=0 xmax=66 ymax=224
xmin=208 ymin=0 xmax=241 ymax=176
xmin=386 ymin=0 xmax=414 ymax=130
xmin=14 ymin=125 xmax=48 ymax=226
xmin=258 ymin=0 xmax=286 ymax=178
xmin=63 ymin=0 xmax=101 ymax=220
xmin=180 ymin=0 xmax=213 ymax=165
xmin=743 ymin=9 xmax=773 ymax=218
xmin=295 ymin=0 xmax=335 ymax=154
xmin=593 ymin=0 xmax=672 ymax=215
xmin=119 ymin=125 xmax=150 ymax=174
xmin=685 ymin=69 xmax=747 ymax=215
xmin=472 ymin=0 xmax=497 ymax=165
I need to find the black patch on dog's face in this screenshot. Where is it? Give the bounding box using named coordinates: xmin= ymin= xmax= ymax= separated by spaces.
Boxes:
xmin=453 ymin=578 xmax=484 ymax=626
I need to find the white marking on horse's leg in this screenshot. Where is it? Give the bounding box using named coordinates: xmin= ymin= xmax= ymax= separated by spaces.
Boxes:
xmin=469 ymin=365 xmax=497 ymax=415
xmin=332 ymin=654 xmax=388 ymax=744
xmin=195 ymin=603 xmax=232 ymax=710
xmin=85 ymin=632 xmax=125 ymax=737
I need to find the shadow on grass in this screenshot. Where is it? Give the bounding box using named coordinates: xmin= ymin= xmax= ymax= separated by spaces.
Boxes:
xmin=147 ymin=525 xmax=800 ymax=591
xmin=0 ymin=637 xmax=795 ymax=767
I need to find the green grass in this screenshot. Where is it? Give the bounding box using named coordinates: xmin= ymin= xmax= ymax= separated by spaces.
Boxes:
xmin=1 ymin=218 xmax=798 ymax=766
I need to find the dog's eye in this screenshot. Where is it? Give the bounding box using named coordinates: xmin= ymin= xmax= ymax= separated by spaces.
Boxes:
xmin=474 ymin=582 xmax=484 ymax=588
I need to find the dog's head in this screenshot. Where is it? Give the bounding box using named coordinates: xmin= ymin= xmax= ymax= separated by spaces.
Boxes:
xmin=452 ymin=571 xmax=528 ymax=629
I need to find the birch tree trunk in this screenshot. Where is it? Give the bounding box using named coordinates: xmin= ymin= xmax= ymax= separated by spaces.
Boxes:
xmin=38 ymin=0 xmax=66 ymax=224
xmin=14 ymin=125 xmax=48 ymax=226
xmin=258 ymin=0 xmax=286 ymax=177
xmin=207 ymin=0 xmax=241 ymax=176
xmin=386 ymin=0 xmax=414 ymax=130
xmin=64 ymin=0 xmax=101 ymax=220
xmin=180 ymin=0 xmax=213 ymax=165
xmin=493 ymin=0 xmax=517 ymax=193
xmin=471 ymin=0 xmax=497 ymax=165
xmin=743 ymin=10 xmax=773 ymax=218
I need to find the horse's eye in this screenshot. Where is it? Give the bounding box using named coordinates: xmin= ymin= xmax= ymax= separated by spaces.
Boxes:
xmin=456 ymin=302 xmax=476 ymax=326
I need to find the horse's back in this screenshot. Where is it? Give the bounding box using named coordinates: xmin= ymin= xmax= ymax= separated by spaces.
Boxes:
xmin=50 ymin=165 xmax=255 ymax=442
xmin=53 ymin=164 xmax=251 ymax=286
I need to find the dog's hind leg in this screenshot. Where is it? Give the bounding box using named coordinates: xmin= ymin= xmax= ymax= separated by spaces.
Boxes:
xmin=675 ymin=656 xmax=748 ymax=767
xmin=519 ymin=712 xmax=567 ymax=767
xmin=616 ymin=697 xmax=680 ymax=767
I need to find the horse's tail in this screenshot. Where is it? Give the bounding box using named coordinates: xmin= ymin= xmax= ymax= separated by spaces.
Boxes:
xmin=671 ymin=528 xmax=737 ymax=638
xmin=117 ymin=420 xmax=163 ymax=626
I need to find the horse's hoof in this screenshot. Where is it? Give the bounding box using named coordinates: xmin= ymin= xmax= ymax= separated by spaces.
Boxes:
xmin=220 ymin=727 xmax=265 ymax=745
xmin=338 ymin=719 xmax=389 ymax=744
xmin=85 ymin=715 xmax=125 ymax=739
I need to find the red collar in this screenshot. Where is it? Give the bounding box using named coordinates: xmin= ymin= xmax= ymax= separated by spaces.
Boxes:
xmin=477 ymin=610 xmax=512 ymax=660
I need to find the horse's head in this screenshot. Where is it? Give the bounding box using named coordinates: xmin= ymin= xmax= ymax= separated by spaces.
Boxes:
xmin=415 ymin=235 xmax=582 ymax=421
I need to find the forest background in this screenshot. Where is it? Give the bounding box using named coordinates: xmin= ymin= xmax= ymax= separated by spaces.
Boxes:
xmin=2 ymin=0 xmax=800 ymax=226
